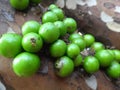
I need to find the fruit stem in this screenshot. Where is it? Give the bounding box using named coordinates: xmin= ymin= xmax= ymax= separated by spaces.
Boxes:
xmin=55 ymin=61 xmax=63 ymax=69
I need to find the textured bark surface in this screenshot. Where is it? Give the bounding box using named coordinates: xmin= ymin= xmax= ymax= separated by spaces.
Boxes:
xmin=0 ymin=0 xmax=120 ymax=90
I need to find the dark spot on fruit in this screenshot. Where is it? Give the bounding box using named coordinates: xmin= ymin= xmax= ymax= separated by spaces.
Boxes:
xmin=31 ymin=38 xmax=36 ymax=46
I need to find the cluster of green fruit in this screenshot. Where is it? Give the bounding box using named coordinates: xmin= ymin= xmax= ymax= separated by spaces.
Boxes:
xmin=10 ymin=0 xmax=42 ymax=10
xmin=0 ymin=4 xmax=120 ymax=79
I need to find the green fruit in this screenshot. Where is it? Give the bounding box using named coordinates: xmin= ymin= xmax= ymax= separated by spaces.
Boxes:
xmin=52 ymin=8 xmax=64 ymax=21
xmin=50 ymin=39 xmax=67 ymax=57
xmin=12 ymin=52 xmax=40 ymax=77
xmin=83 ymin=56 xmax=99 ymax=74
xmin=112 ymin=49 xmax=120 ymax=62
xmin=69 ymin=33 xmax=83 ymax=42
xmin=54 ymin=21 xmax=67 ymax=37
xmin=67 ymin=43 xmax=80 ymax=58
xmin=55 ymin=56 xmax=74 ymax=77
xmin=10 ymin=0 xmax=29 ymax=10
xmin=42 ymin=11 xmax=58 ymax=23
xmin=48 ymin=4 xmax=58 ymax=10
xmin=22 ymin=20 xmax=40 ymax=35
xmin=107 ymin=61 xmax=120 ymax=78
xmin=63 ymin=18 xmax=77 ymax=34
xmin=39 ymin=22 xmax=60 ymax=43
xmin=91 ymin=42 xmax=105 ymax=52
xmin=74 ymin=54 xmax=82 ymax=67
xmin=0 ymin=33 xmax=22 ymax=58
xmin=72 ymin=38 xmax=86 ymax=51
xmin=106 ymin=49 xmax=115 ymax=59
xmin=95 ymin=50 xmax=114 ymax=67
xmin=22 ymin=32 xmax=43 ymax=53
xmin=83 ymin=34 xmax=95 ymax=47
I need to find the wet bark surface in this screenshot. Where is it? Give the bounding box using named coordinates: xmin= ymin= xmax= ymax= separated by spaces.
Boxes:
xmin=0 ymin=0 xmax=120 ymax=90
